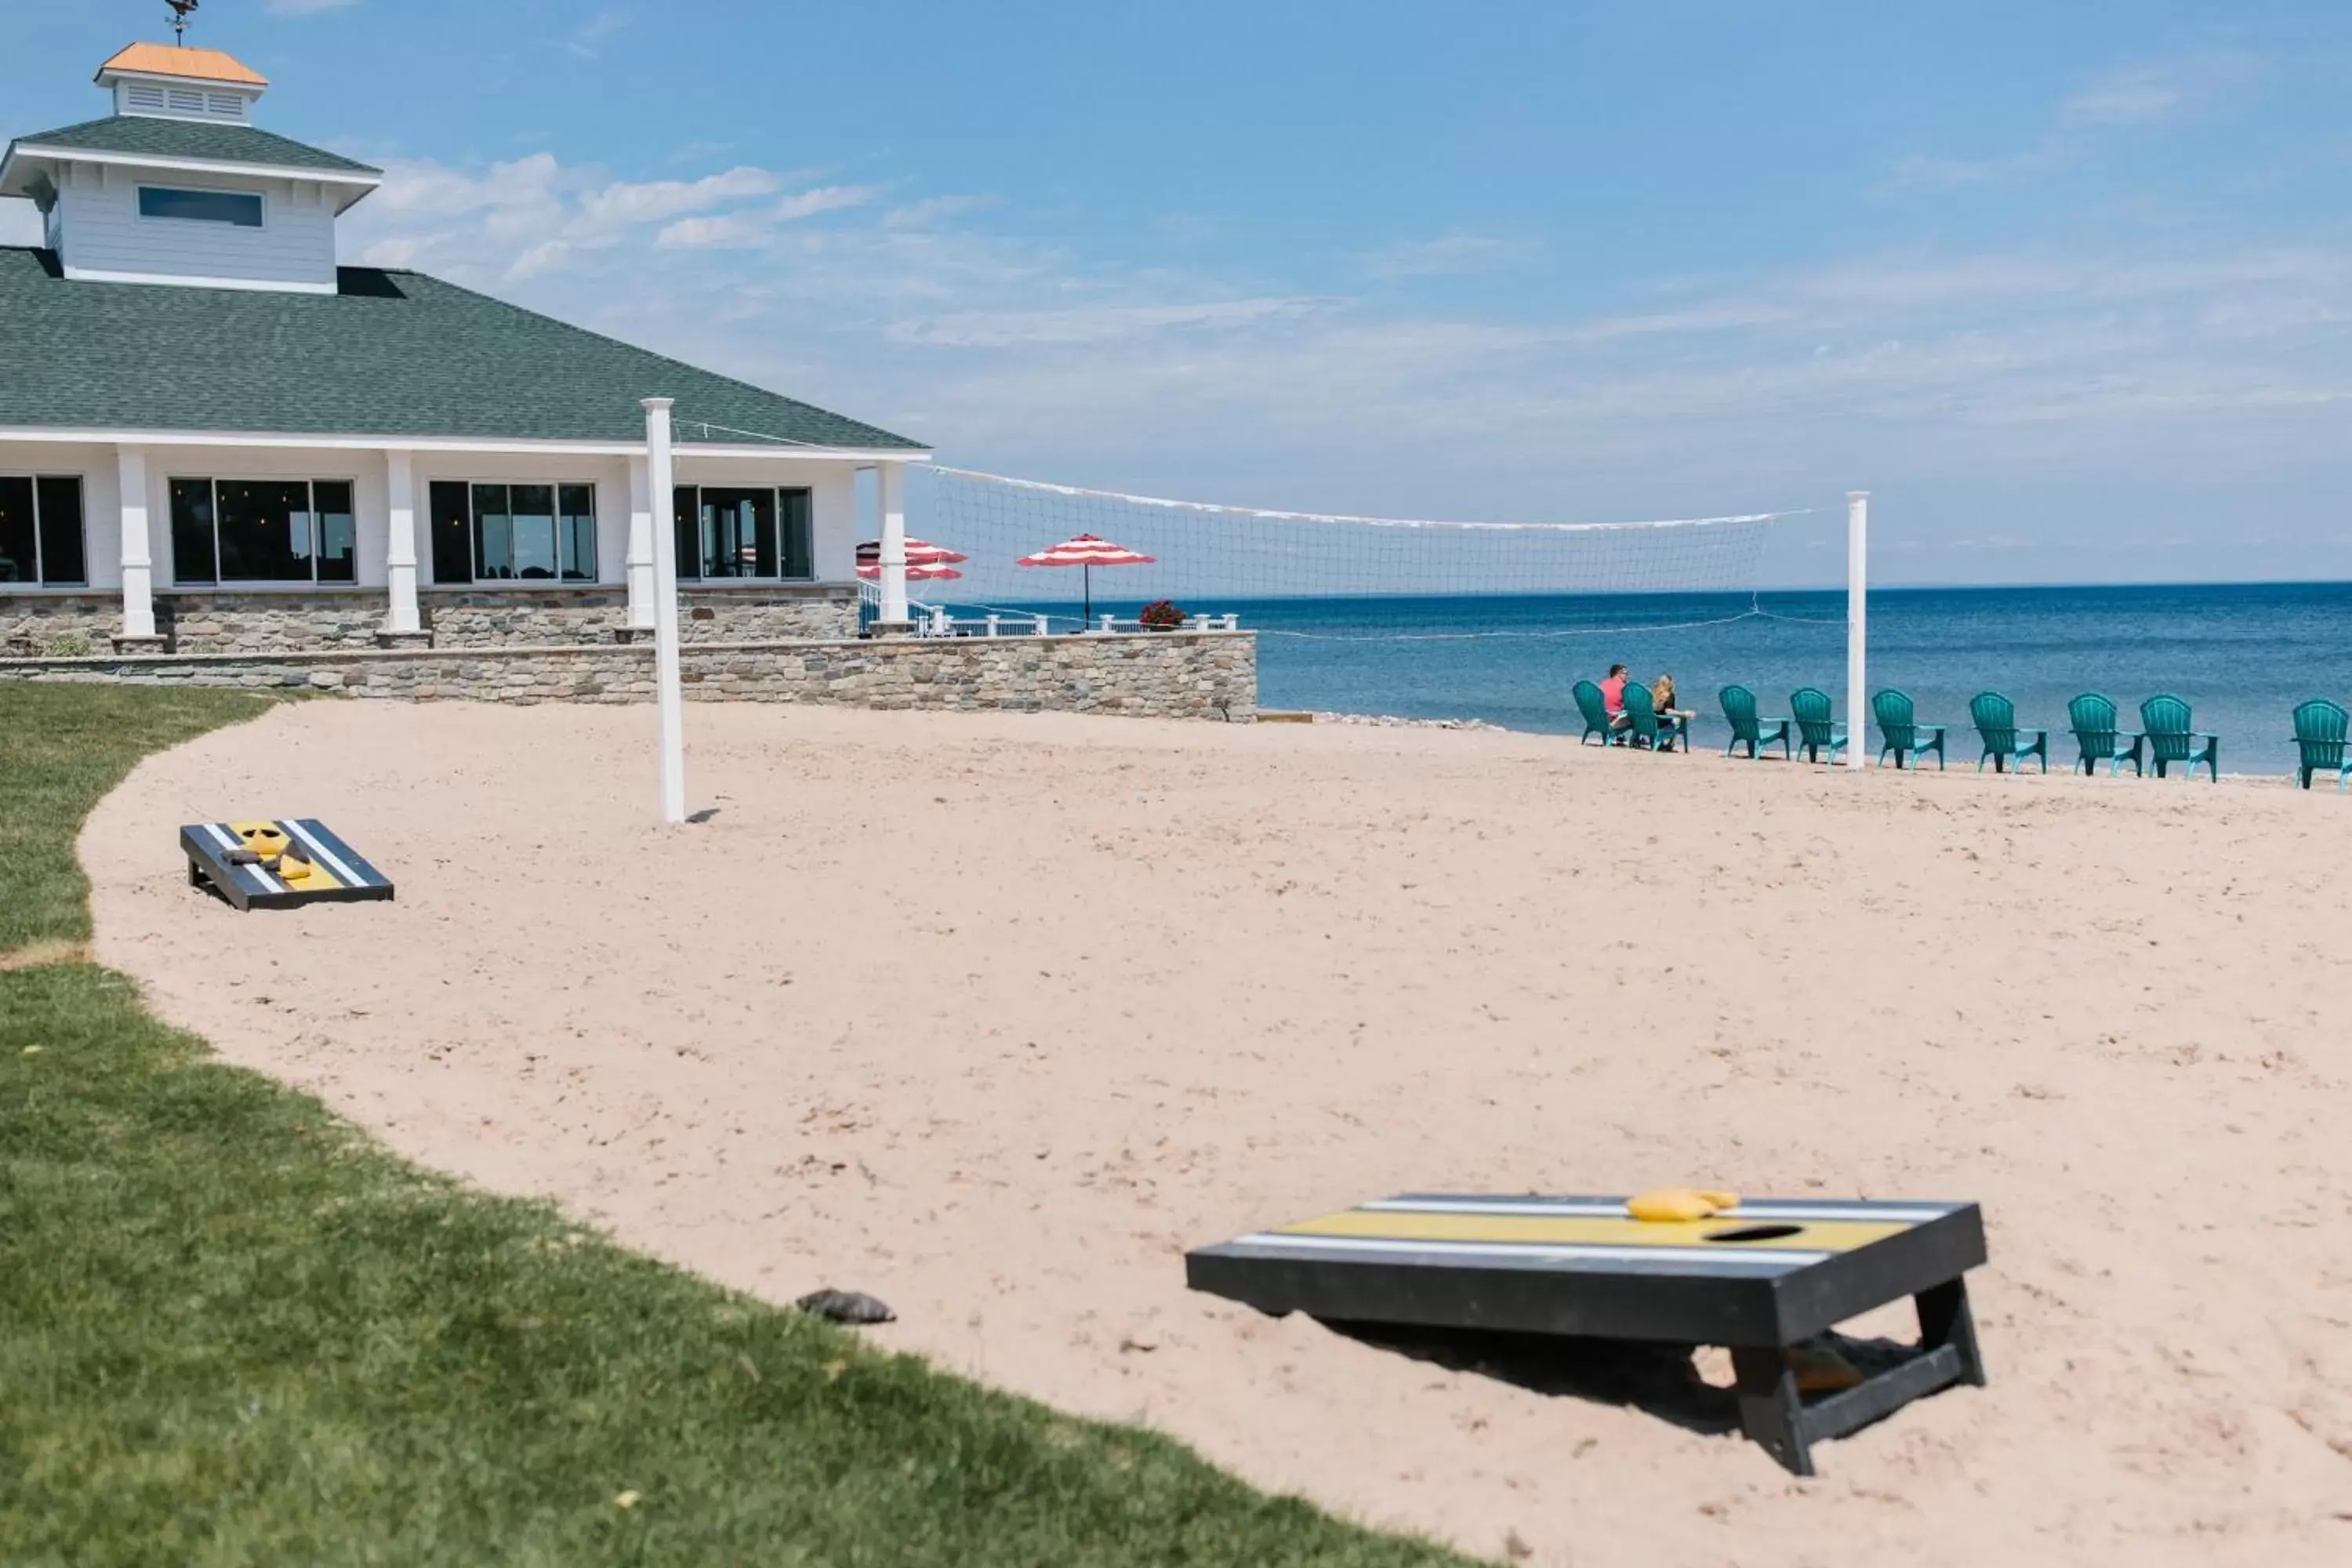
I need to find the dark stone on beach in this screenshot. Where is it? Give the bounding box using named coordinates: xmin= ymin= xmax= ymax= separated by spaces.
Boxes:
xmin=796 ymin=1288 xmax=895 ymax=1325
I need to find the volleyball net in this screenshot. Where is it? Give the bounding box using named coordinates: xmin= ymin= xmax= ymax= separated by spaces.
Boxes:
xmin=900 ymin=465 xmax=1813 ymax=641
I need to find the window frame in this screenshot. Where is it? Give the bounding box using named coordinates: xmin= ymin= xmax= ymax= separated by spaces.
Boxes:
xmin=136 ymin=183 xmax=268 ymax=230
xmin=0 ymin=473 xmax=89 ymax=588
xmin=424 ymin=478 xmax=601 ymax=586
xmin=165 ymin=475 xmax=362 ymax=587
xmin=671 ymin=485 xmax=817 ymax=584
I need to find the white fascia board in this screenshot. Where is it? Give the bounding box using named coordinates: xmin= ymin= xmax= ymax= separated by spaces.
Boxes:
xmin=0 ymin=426 xmax=934 ymax=462
xmin=2 ymin=143 xmax=381 ymax=193
xmin=60 ymin=267 xmax=339 ymax=295
xmin=99 ymin=69 xmax=266 ymax=93
xmin=1 ymin=143 xmax=376 ymax=215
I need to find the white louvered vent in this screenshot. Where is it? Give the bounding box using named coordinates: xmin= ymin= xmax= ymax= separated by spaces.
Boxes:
xmin=116 ymin=80 xmax=256 ymax=121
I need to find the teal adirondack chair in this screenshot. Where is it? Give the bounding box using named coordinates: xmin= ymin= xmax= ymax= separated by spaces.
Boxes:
xmin=1572 ymin=679 xmax=1621 ymax=746
xmin=1621 ymin=680 xmax=1686 ymax=752
xmin=1719 ymin=684 xmax=1791 ymax=759
xmin=2067 ymin=693 xmax=2144 ymax=776
xmin=2292 ymin=698 xmax=2350 ymax=791
xmin=2140 ymin=694 xmax=2220 ymax=782
xmin=1790 ymin=687 xmax=1847 ymax=764
xmin=1871 ymin=689 xmax=1947 ymax=770
xmin=1968 ymin=691 xmax=2049 ymax=774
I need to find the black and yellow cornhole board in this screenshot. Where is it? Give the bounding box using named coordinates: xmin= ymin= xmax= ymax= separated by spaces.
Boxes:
xmin=180 ymin=819 xmax=394 ymax=911
xmin=1186 ymin=1192 xmax=1987 ymax=1475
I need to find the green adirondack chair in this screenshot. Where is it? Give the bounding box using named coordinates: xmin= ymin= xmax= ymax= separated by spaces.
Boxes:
xmin=1871 ymin=689 xmax=1947 ymax=770
xmin=1968 ymin=691 xmax=2049 ymax=774
xmin=2140 ymin=694 xmax=2220 ymax=782
xmin=1621 ymin=679 xmax=1686 ymax=752
xmin=1719 ymin=684 xmax=1791 ymax=759
xmin=2067 ymin=693 xmax=2144 ymax=776
xmin=2292 ymin=698 xmax=2350 ymax=791
xmin=1572 ymin=679 xmax=1621 ymax=746
xmin=1789 ymin=687 xmax=1847 ymax=764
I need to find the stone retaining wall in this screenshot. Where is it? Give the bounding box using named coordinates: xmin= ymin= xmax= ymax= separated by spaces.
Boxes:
xmin=0 ymin=630 xmax=1258 ymax=721
xmin=2 ymin=592 xmax=114 ymax=657
xmin=155 ymin=590 xmax=385 ymax=654
xmin=422 ymin=587 xmax=630 ymax=647
xmin=677 ymin=586 xmax=858 ymax=644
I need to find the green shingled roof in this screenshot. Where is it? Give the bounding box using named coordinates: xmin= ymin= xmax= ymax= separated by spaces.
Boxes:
xmin=0 ymin=247 xmax=925 ymax=450
xmin=7 ymin=114 xmax=380 ymax=175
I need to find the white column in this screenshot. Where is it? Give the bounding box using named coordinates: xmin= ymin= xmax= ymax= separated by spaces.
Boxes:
xmin=644 ymin=398 xmax=687 ymax=824
xmin=116 ymin=445 xmax=155 ymax=641
xmin=877 ymin=460 xmax=909 ymax=625
xmin=384 ymin=448 xmax=420 ymax=635
xmin=1845 ymin=490 xmax=1869 ymax=771
xmin=625 ymin=453 xmax=655 ymax=629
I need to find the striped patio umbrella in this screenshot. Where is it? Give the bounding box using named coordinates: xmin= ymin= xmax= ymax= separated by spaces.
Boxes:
xmin=856 ymin=537 xmax=968 ymax=569
xmin=855 ymin=560 xmax=963 ymax=582
xmin=1015 ymin=534 xmax=1157 ymax=626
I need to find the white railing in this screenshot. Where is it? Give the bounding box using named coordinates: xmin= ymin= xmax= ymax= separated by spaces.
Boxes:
xmin=910 ymin=608 xmax=1243 ymax=638
xmin=859 ymin=581 xmax=1241 ymax=637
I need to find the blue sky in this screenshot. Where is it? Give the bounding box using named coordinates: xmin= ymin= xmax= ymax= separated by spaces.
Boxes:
xmin=7 ymin=1 xmax=2352 ymax=584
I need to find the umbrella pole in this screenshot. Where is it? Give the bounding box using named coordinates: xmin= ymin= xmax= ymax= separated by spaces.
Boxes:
xmin=1083 ymin=564 xmax=1092 ymax=630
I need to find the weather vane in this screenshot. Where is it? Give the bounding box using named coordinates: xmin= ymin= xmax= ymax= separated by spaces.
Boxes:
xmin=168 ymin=1 xmax=199 ymax=45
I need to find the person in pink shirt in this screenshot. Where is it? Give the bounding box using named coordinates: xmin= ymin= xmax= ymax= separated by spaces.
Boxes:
xmin=1599 ymin=663 xmax=1631 ymax=731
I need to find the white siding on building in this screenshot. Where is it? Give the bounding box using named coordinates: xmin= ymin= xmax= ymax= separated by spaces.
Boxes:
xmin=53 ymin=162 xmax=338 ymax=291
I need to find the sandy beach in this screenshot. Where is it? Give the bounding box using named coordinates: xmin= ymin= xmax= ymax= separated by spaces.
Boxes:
xmin=82 ymin=700 xmax=2352 ymax=1566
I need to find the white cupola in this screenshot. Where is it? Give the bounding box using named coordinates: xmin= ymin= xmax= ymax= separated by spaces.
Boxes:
xmin=95 ymin=43 xmax=268 ymax=125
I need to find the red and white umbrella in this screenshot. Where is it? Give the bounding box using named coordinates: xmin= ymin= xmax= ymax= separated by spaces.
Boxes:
xmin=857 ymin=537 xmax=968 ymax=569
xmin=855 ymin=560 xmax=962 ymax=582
xmin=1015 ymin=533 xmax=1156 ymax=625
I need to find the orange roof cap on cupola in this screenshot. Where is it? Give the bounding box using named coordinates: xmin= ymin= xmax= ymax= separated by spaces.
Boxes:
xmin=96 ymin=43 xmax=269 ymax=88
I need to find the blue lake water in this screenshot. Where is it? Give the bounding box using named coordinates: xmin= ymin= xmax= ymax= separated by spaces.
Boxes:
xmin=954 ymin=582 xmax=2352 ymax=775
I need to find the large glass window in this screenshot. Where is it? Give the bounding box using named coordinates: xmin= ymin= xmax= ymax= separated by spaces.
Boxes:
xmin=0 ymin=476 xmax=87 ymax=586
xmin=138 ymin=186 xmax=264 ymax=227
xmin=428 ymin=480 xmax=597 ymax=583
xmin=672 ymin=485 xmax=815 ymax=582
xmin=168 ymin=477 xmax=356 ymax=585
xmin=429 ymin=481 xmax=471 ymax=584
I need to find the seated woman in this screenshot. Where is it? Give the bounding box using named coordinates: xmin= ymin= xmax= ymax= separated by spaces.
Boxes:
xmin=1651 ymin=673 xmax=1697 ymax=745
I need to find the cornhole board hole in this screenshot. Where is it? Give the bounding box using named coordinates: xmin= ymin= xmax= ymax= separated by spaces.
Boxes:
xmin=1186 ymin=1192 xmax=1987 ymax=1475
xmin=181 ymin=819 xmax=394 ymax=911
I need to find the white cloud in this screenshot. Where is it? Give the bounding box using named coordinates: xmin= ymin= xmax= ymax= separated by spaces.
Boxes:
xmin=772 ymin=185 xmax=884 ymax=222
xmin=579 ymin=167 xmax=781 ymax=228
xmin=884 ymin=194 xmax=997 ymax=229
xmin=267 ymin=0 xmax=358 ymax=14
xmin=334 ymin=143 xmax=2352 ymax=575
xmin=1891 ymin=49 xmax=2267 ymax=190
xmin=654 ymin=215 xmax=767 ymax=250
xmin=1360 ymin=234 xmax=1527 ymax=280
xmin=561 ymin=8 xmax=630 ymax=58
xmin=2060 ymin=52 xmax=2264 ymax=128
xmin=887 ymin=296 xmax=1340 ymax=348
xmin=350 ymin=158 xmax=871 ymax=275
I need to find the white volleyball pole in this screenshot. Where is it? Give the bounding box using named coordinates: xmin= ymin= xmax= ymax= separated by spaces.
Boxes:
xmin=1845 ymin=490 xmax=1869 ymax=771
xmin=644 ymin=397 xmax=687 ymax=822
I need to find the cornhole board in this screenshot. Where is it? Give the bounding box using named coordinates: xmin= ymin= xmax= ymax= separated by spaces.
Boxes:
xmin=1186 ymin=1192 xmax=1987 ymax=1475
xmin=180 ymin=819 xmax=394 ymax=911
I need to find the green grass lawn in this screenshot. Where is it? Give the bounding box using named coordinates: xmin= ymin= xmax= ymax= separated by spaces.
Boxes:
xmin=0 ymin=684 xmax=1465 ymax=1567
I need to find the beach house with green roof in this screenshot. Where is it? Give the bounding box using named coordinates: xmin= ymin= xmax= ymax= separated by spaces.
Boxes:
xmin=1 ymin=42 xmax=930 ymax=657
